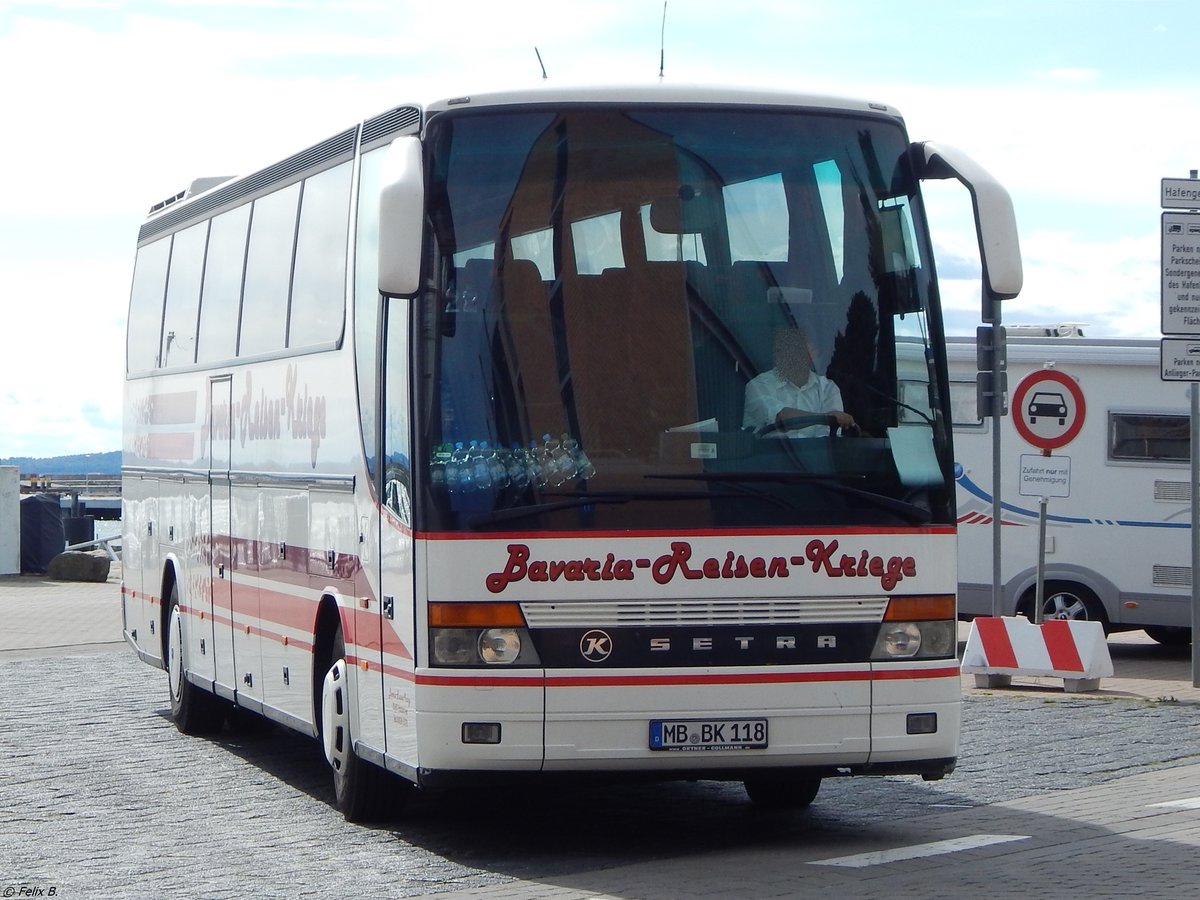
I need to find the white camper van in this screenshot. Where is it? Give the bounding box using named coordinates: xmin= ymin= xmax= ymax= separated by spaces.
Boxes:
xmin=948 ymin=330 xmax=1193 ymax=645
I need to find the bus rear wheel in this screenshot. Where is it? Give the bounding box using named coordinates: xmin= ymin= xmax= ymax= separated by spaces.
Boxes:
xmin=319 ymin=625 xmax=410 ymax=822
xmin=743 ymin=774 xmax=821 ymax=810
xmin=165 ymin=583 xmax=225 ymax=734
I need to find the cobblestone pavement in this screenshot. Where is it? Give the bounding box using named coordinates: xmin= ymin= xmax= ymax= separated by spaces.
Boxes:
xmin=4 ymin=649 xmax=1200 ymax=899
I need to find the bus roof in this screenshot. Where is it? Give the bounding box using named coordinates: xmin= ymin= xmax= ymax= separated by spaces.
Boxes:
xmin=141 ymin=82 xmax=905 ymax=242
xmin=422 ymin=82 xmax=903 ymax=121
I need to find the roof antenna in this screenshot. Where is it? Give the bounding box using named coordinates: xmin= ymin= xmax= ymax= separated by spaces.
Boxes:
xmin=658 ymin=2 xmax=668 ymax=79
xmin=535 ymin=47 xmax=548 ymax=80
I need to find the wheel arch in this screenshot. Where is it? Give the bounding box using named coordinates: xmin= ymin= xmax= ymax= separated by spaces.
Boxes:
xmin=1006 ymin=564 xmax=1119 ymax=621
xmin=158 ymin=553 xmax=185 ymax=665
xmin=1012 ymin=564 xmax=1113 ymax=628
xmin=311 ymin=593 xmax=346 ymax=727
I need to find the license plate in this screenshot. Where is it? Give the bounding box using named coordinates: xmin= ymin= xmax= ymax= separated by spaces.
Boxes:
xmin=649 ymin=718 xmax=768 ymax=751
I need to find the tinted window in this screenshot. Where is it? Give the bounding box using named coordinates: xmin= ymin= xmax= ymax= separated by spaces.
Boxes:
xmin=239 ymin=183 xmax=300 ymax=357
xmin=196 ymin=205 xmax=250 ymax=364
xmin=355 ymin=147 xmax=387 ymax=483
xmin=127 ymin=238 xmax=171 ymax=373
xmin=289 ymin=161 xmax=353 ymax=348
xmin=160 ymin=221 xmax=208 ymax=368
xmin=1109 ymin=412 xmax=1189 ymax=462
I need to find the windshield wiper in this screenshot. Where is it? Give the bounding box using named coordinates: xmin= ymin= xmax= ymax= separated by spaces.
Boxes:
xmin=461 ymin=488 xmax=780 ymax=529
xmin=648 ymin=472 xmax=932 ymax=524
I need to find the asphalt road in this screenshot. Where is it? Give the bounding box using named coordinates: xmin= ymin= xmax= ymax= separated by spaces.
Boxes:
xmin=4 ymin=646 xmax=1200 ymax=899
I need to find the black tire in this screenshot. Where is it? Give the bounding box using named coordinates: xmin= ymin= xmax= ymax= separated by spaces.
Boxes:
xmin=743 ymin=774 xmax=821 ymax=810
xmin=1144 ymin=625 xmax=1192 ymax=647
xmin=319 ymin=625 xmax=410 ymax=822
xmin=165 ymin=583 xmax=226 ymax=734
xmin=1022 ymin=581 xmax=1108 ymax=629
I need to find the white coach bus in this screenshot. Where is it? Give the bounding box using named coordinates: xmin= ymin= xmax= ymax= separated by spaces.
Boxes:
xmin=122 ymin=84 xmax=1021 ymax=821
xmin=950 ymin=331 xmax=1193 ymax=645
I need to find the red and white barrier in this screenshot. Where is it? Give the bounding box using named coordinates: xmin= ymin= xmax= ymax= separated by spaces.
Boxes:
xmin=961 ymin=616 xmax=1113 ymax=692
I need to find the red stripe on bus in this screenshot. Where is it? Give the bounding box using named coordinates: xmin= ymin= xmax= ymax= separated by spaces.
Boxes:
xmin=1040 ymin=619 xmax=1085 ymax=672
xmin=974 ymin=617 xmax=1019 ymax=669
xmin=416 ymin=525 xmax=955 ymax=541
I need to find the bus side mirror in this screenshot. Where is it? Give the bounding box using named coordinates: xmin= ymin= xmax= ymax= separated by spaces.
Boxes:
xmin=379 ymin=136 xmax=425 ymax=297
xmin=913 ymin=141 xmax=1022 ymax=323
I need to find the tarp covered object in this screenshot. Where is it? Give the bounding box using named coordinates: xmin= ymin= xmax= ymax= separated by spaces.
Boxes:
xmin=21 ymin=493 xmax=64 ymax=574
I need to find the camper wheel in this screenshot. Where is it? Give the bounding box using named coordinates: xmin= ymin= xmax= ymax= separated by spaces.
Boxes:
xmin=1020 ymin=581 xmax=1108 ymax=630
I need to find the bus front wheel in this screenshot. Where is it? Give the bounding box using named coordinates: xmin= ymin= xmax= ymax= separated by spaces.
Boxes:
xmin=319 ymin=624 xmax=409 ymax=822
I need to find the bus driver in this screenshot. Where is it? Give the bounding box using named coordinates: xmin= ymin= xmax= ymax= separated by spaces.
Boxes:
xmin=742 ymin=327 xmax=856 ymax=438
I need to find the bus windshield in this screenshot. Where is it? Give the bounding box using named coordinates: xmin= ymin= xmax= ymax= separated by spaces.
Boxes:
xmin=415 ymin=106 xmax=951 ymax=533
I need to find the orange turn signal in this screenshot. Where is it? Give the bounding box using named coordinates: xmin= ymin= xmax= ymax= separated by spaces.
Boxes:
xmin=883 ymin=595 xmax=956 ymax=622
xmin=429 ymin=602 xmax=527 ymax=628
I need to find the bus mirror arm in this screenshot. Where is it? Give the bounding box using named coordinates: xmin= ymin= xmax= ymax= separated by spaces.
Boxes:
xmin=913 ymin=141 xmax=1023 ymax=320
xmin=379 ymin=135 xmax=426 ymax=297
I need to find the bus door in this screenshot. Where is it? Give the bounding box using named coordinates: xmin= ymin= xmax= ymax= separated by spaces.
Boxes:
xmin=209 ymin=377 xmax=236 ymax=695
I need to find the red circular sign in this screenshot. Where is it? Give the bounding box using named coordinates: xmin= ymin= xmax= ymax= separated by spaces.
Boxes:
xmin=1011 ymin=369 xmax=1086 ymax=451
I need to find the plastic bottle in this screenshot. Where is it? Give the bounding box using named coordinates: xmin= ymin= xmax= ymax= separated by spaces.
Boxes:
xmin=468 ymin=440 xmax=493 ymax=491
xmin=545 ymin=433 xmax=574 ymax=484
xmin=430 ymin=443 xmax=451 ymax=490
xmin=447 ymin=442 xmax=469 ymax=494
xmin=563 ymin=434 xmax=595 ymax=479
xmin=481 ymin=441 xmax=508 ymax=489
xmin=526 ymin=439 xmax=547 ymax=487
xmin=506 ymin=443 xmax=530 ymax=491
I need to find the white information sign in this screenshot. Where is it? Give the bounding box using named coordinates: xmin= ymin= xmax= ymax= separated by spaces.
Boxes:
xmin=1162 ymin=211 xmax=1200 ymax=335
xmin=1162 ymin=178 xmax=1200 ymax=209
xmin=1019 ymin=454 xmax=1071 ymax=498
xmin=1161 ymin=338 xmax=1200 ymax=382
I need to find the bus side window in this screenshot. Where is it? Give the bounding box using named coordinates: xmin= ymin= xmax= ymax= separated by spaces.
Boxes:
xmin=289 ymin=161 xmax=353 ymax=349
xmin=383 ymin=299 xmax=412 ymax=526
xmin=239 ymin=182 xmax=301 ymax=358
xmin=196 ymin=205 xmax=250 ymax=365
xmin=160 ymin=220 xmax=208 ymax=368
xmin=127 ymin=238 xmax=172 ymax=373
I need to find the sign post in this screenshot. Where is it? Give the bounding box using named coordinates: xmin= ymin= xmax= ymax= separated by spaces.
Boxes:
xmin=1012 ymin=369 xmax=1086 ymax=623
xmin=1160 ymin=173 xmax=1200 ymax=689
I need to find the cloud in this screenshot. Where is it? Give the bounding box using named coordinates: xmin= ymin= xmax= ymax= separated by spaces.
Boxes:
xmin=1045 ymin=67 xmax=1101 ymax=84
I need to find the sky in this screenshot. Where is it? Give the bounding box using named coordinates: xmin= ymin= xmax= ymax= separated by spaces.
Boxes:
xmin=1 ymin=0 xmax=1198 ymax=458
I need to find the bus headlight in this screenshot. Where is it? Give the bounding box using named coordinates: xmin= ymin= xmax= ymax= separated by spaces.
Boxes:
xmin=428 ymin=602 xmax=541 ymax=666
xmin=871 ymin=595 xmax=957 ymax=660
xmin=479 ymin=628 xmax=522 ymax=664
xmin=874 ymin=622 xmax=922 ymax=658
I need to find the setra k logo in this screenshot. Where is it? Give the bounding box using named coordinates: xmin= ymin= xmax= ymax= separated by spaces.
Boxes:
xmin=579 ymin=629 xmax=613 ymax=663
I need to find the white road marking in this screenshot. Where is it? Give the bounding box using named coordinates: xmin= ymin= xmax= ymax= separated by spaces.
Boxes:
xmin=808 ymin=834 xmax=1030 ymax=868
xmin=1150 ymin=797 xmax=1200 ymax=810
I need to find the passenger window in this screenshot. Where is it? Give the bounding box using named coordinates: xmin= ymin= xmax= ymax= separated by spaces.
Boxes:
xmin=196 ymin=205 xmax=250 ymax=364
xmin=724 ymin=173 xmax=788 ymax=263
xmin=289 ymin=161 xmax=353 ymax=349
xmin=355 ymin=147 xmax=386 ymax=483
xmin=813 ymin=160 xmax=844 ymax=281
xmin=160 ymin=220 xmax=208 ymax=368
xmin=641 ymin=204 xmax=706 ymax=264
xmin=572 ymin=211 xmax=624 ymax=274
xmin=239 ymin=182 xmax=301 ymax=357
xmin=126 ymin=238 xmax=171 ymax=373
